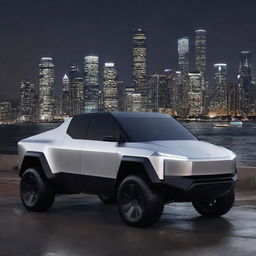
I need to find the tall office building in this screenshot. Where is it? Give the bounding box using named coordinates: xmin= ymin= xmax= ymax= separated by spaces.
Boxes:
xmin=117 ymin=81 xmax=126 ymax=111
xmin=187 ymin=72 xmax=203 ymax=116
xmin=178 ymin=37 xmax=189 ymax=73
xmin=177 ymin=37 xmax=190 ymax=117
xmin=147 ymin=74 xmax=159 ymax=111
xmin=0 ymin=101 xmax=12 ymax=124
xmin=210 ymin=64 xmax=227 ymax=116
xmin=238 ymin=51 xmax=253 ymax=116
xmin=195 ymin=29 xmax=207 ymax=75
xmin=68 ymin=65 xmax=84 ymax=116
xmin=61 ymin=74 xmax=70 ymax=116
xmin=103 ymin=63 xmax=118 ymax=111
xmin=132 ymin=28 xmax=147 ymax=111
xmin=125 ymin=87 xmax=141 ymax=112
xmin=63 ymin=73 xmax=69 ymax=86
xmin=39 ymin=57 xmax=55 ymax=120
xmin=175 ymin=71 xmax=184 ymax=116
xmin=164 ymin=69 xmax=177 ymax=114
xmin=68 ymin=65 xmax=79 ymax=83
xmin=70 ymin=77 xmax=84 ymax=116
xmin=147 ymin=74 xmax=169 ymax=112
xmin=84 ymin=56 xmax=100 ymax=112
xmin=20 ymin=81 xmax=35 ymax=122
xmin=226 ymin=83 xmax=241 ymax=117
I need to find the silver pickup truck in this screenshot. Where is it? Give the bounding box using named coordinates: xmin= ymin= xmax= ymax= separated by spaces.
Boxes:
xmin=18 ymin=112 xmax=236 ymax=227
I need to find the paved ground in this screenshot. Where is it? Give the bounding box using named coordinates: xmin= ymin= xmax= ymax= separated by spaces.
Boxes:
xmin=0 ymin=171 xmax=256 ymax=256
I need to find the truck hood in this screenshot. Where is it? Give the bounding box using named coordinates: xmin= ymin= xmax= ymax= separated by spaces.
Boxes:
xmin=125 ymin=140 xmax=235 ymax=160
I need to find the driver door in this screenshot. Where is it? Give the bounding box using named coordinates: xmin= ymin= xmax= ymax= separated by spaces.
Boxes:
xmin=81 ymin=114 xmax=121 ymax=179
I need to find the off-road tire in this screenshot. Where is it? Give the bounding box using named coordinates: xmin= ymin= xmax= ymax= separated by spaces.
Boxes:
xmin=20 ymin=167 xmax=55 ymax=212
xmin=117 ymin=175 xmax=164 ymax=227
xmin=192 ymin=189 xmax=235 ymax=217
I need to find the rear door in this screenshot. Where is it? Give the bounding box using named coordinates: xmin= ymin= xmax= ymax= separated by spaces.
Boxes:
xmin=81 ymin=114 xmax=120 ymax=179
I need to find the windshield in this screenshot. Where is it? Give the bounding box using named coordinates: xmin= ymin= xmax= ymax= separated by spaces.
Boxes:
xmin=118 ymin=117 xmax=197 ymax=142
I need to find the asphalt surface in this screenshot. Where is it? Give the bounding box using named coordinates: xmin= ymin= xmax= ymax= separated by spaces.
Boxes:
xmin=0 ymin=171 xmax=256 ymax=256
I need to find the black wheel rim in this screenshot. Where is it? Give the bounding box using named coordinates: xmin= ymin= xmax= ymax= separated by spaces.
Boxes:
xmin=21 ymin=174 xmax=38 ymax=207
xmin=209 ymin=198 xmax=217 ymax=207
xmin=120 ymin=183 xmax=145 ymax=222
xmin=201 ymin=197 xmax=217 ymax=209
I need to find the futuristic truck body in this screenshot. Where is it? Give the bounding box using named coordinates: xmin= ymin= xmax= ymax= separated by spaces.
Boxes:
xmin=18 ymin=112 xmax=236 ymax=227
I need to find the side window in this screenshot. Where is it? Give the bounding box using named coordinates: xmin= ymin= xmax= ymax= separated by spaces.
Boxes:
xmin=86 ymin=115 xmax=120 ymax=141
xmin=67 ymin=115 xmax=90 ymax=139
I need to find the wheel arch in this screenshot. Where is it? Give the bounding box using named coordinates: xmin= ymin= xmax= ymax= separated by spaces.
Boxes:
xmin=115 ymin=156 xmax=160 ymax=188
xmin=19 ymin=151 xmax=54 ymax=179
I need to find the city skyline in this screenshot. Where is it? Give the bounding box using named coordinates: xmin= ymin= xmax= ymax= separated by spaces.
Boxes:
xmin=3 ymin=27 xmax=255 ymax=100
xmin=1 ymin=0 xmax=256 ymax=100
xmin=1 ymin=24 xmax=256 ymax=122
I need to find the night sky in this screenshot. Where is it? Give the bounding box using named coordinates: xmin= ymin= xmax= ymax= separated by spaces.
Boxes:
xmin=1 ymin=0 xmax=256 ymax=99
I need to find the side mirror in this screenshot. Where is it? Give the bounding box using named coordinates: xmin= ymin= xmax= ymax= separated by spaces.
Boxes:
xmin=117 ymin=134 xmax=126 ymax=143
xmin=102 ymin=136 xmax=118 ymax=142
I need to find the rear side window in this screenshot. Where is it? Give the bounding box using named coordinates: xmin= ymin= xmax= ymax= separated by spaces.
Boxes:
xmin=86 ymin=115 xmax=120 ymax=141
xmin=67 ymin=115 xmax=90 ymax=139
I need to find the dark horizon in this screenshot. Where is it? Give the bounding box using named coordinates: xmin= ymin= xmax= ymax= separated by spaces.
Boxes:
xmin=1 ymin=0 xmax=256 ymax=100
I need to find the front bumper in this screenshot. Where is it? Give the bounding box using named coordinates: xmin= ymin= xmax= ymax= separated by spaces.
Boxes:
xmin=156 ymin=173 xmax=237 ymax=202
xmin=164 ymin=158 xmax=236 ymax=176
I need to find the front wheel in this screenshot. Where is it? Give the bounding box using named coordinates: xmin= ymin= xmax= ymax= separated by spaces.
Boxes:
xmin=192 ymin=189 xmax=235 ymax=217
xmin=117 ymin=175 xmax=164 ymax=227
xmin=20 ymin=168 xmax=55 ymax=212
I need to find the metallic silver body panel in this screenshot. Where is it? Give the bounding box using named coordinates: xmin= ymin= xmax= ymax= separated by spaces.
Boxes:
xmin=18 ymin=117 xmax=236 ymax=180
xmin=49 ymin=135 xmax=84 ymax=174
xmin=81 ymin=140 xmax=120 ymax=178
xmin=18 ymin=118 xmax=72 ymax=172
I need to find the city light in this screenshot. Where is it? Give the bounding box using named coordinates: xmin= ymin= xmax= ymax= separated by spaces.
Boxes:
xmin=0 ymin=28 xmax=256 ymax=124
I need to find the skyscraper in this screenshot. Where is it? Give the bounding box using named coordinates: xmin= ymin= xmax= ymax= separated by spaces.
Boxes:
xmin=210 ymin=64 xmax=227 ymax=116
xmin=84 ymin=56 xmax=100 ymax=112
xmin=195 ymin=29 xmax=207 ymax=75
xmin=177 ymin=37 xmax=190 ymax=117
xmin=103 ymin=63 xmax=118 ymax=111
xmin=132 ymin=28 xmax=147 ymax=111
xmin=63 ymin=73 xmax=69 ymax=86
xmin=226 ymin=83 xmax=241 ymax=117
xmin=178 ymin=37 xmax=189 ymax=73
xmin=147 ymin=74 xmax=169 ymax=112
xmin=125 ymin=87 xmax=141 ymax=112
xmin=70 ymin=77 xmax=84 ymax=116
xmin=20 ymin=81 xmax=35 ymax=122
xmin=68 ymin=65 xmax=84 ymax=116
xmin=68 ymin=65 xmax=79 ymax=83
xmin=238 ymin=51 xmax=253 ymax=116
xmin=61 ymin=74 xmax=70 ymax=116
xmin=0 ymin=101 xmax=12 ymax=124
xmin=175 ymin=71 xmax=185 ymax=116
xmin=39 ymin=57 xmax=55 ymax=120
xmin=164 ymin=69 xmax=177 ymax=114
xmin=187 ymin=72 xmax=203 ymax=116
xmin=117 ymin=81 xmax=126 ymax=111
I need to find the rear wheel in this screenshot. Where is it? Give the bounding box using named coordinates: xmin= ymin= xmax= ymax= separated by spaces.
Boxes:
xmin=117 ymin=175 xmax=164 ymax=227
xmin=20 ymin=167 xmax=55 ymax=212
xmin=192 ymin=189 xmax=235 ymax=217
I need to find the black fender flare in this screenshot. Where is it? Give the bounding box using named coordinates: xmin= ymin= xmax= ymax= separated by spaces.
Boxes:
xmin=20 ymin=151 xmax=54 ymax=179
xmin=117 ymin=156 xmax=160 ymax=183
